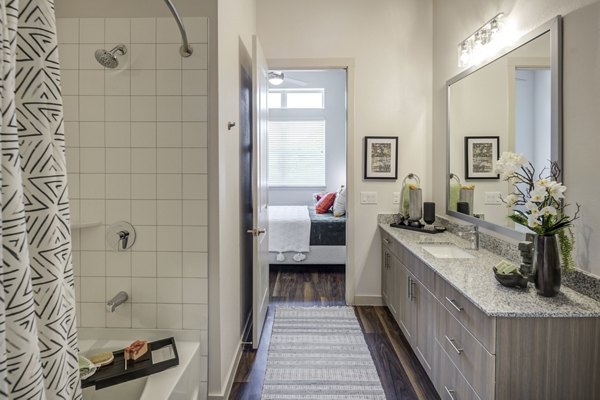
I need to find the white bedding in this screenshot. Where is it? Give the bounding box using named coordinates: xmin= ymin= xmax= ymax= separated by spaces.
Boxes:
xmin=268 ymin=206 xmax=311 ymax=261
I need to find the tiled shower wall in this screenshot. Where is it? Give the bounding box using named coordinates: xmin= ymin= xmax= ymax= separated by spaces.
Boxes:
xmin=57 ymin=17 xmax=208 ymax=331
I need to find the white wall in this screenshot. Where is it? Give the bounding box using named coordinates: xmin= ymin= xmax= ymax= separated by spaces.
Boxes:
xmin=268 ymin=69 xmax=347 ymax=206
xmin=257 ymin=0 xmax=433 ymax=300
xmin=433 ymin=0 xmax=600 ymax=276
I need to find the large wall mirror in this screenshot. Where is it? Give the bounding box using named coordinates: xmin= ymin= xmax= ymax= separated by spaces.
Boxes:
xmin=446 ymin=16 xmax=562 ymax=239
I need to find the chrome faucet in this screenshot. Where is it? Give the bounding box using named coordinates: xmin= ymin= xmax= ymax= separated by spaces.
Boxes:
xmin=466 ymin=225 xmax=480 ymax=250
xmin=106 ymin=291 xmax=128 ymax=312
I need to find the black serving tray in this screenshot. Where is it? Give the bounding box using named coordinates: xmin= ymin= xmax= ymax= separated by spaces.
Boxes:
xmin=390 ymin=222 xmax=446 ymax=234
xmin=82 ymin=337 xmax=179 ymax=390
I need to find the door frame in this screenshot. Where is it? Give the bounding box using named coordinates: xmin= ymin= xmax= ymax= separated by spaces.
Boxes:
xmin=266 ymin=58 xmax=356 ymax=305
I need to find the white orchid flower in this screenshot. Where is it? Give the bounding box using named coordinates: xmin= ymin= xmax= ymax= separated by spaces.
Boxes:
xmin=529 ymin=188 xmax=547 ymax=203
xmin=527 ymin=214 xmax=541 ymax=228
xmin=548 ymin=182 xmax=567 ymax=200
xmin=541 ymin=206 xmax=558 ymax=216
xmin=505 ymin=194 xmax=518 ymax=207
xmin=535 ymin=178 xmax=552 ymax=189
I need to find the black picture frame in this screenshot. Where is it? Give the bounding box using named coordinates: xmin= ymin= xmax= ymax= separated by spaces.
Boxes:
xmin=364 ymin=136 xmax=398 ymax=180
xmin=464 ymin=136 xmax=500 ymax=179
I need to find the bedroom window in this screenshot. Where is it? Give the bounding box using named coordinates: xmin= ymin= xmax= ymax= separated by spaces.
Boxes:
xmin=268 ymin=89 xmax=325 ymax=109
xmin=268 ymin=120 xmax=326 ymax=187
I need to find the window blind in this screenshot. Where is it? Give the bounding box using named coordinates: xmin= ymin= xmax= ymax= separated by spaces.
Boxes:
xmin=268 ymin=120 xmax=326 ymax=187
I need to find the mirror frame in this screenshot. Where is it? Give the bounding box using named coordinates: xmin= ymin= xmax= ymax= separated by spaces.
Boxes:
xmin=446 ymin=16 xmax=563 ymax=240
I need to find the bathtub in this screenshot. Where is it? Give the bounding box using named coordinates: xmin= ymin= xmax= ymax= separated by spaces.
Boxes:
xmin=78 ymin=329 xmax=203 ymax=400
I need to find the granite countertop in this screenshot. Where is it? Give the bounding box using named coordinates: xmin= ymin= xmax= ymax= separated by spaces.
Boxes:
xmin=379 ymin=223 xmax=600 ymax=318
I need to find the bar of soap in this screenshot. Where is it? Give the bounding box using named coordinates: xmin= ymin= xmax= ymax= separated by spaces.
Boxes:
xmin=125 ymin=339 xmax=148 ymax=361
xmin=89 ymin=351 xmax=114 ymax=366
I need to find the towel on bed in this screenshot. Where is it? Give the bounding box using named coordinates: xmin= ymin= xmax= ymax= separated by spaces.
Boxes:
xmin=268 ymin=206 xmax=311 ymax=261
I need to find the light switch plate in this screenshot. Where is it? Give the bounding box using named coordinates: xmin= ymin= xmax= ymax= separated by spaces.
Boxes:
xmin=360 ymin=191 xmax=378 ymax=204
xmin=393 ymin=192 xmax=400 ymax=204
xmin=485 ymin=191 xmax=502 ymax=205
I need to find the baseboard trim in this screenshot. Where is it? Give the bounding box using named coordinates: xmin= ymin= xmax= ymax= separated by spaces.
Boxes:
xmin=354 ymin=295 xmax=383 ymax=306
xmin=207 ymin=339 xmax=244 ymax=400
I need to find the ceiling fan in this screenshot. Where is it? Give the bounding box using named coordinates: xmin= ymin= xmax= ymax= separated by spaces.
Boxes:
xmin=268 ymin=71 xmax=308 ymax=87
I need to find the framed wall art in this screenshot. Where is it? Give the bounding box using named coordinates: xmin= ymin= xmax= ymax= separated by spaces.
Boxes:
xmin=364 ymin=136 xmax=398 ymax=180
xmin=464 ymin=136 xmax=500 ymax=179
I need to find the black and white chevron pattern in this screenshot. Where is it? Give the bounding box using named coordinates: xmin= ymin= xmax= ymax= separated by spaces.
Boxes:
xmin=1 ymin=0 xmax=81 ymax=398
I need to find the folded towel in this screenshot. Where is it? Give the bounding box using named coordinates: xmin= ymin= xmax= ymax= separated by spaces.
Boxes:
xmin=449 ymin=180 xmax=460 ymax=211
xmin=79 ymin=355 xmax=97 ymax=380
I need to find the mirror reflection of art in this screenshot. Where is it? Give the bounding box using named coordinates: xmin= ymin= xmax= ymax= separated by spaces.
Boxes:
xmin=464 ymin=136 xmax=500 ymax=179
xmin=364 ymin=136 xmax=398 ymax=179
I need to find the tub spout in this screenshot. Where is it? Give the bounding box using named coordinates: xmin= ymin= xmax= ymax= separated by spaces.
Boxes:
xmin=106 ymin=291 xmax=128 ymax=312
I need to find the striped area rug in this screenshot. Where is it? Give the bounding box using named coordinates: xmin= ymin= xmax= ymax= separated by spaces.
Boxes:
xmin=261 ymin=306 xmax=386 ymax=400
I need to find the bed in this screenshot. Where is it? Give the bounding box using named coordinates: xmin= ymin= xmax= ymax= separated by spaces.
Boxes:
xmin=268 ymin=205 xmax=346 ymax=265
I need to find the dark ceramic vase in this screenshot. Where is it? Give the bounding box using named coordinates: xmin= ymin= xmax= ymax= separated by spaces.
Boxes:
xmin=533 ymin=234 xmax=561 ymax=297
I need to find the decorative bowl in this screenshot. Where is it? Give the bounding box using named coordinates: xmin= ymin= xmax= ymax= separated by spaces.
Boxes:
xmin=493 ymin=267 xmax=529 ymax=289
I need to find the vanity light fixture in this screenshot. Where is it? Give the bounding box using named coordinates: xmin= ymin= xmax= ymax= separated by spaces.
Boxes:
xmin=268 ymin=71 xmax=284 ymax=85
xmin=458 ymin=12 xmax=505 ymax=68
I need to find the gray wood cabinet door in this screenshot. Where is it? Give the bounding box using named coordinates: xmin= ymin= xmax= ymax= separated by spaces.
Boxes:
xmin=415 ymin=282 xmax=436 ymax=374
xmin=396 ymin=261 xmax=414 ymax=342
xmin=381 ymin=246 xmax=391 ymax=307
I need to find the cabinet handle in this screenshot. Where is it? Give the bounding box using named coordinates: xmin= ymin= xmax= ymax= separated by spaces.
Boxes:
xmin=445 ymin=335 xmax=464 ymax=355
xmin=410 ymin=279 xmax=416 ymax=300
xmin=445 ymin=297 xmax=464 ymax=312
xmin=407 ymin=277 xmax=412 ymax=299
xmin=383 ymin=238 xmax=391 ymax=244
xmin=444 ymin=386 xmax=456 ymax=400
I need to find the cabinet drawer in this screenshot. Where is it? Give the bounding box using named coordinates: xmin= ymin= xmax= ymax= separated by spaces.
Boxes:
xmin=401 ymin=246 xmax=435 ymax=292
xmin=435 ymin=339 xmax=482 ymax=400
xmin=381 ymin=230 xmax=398 ymax=256
xmin=437 ymin=301 xmax=495 ymax=400
xmin=435 ymin=275 xmax=496 ymax=353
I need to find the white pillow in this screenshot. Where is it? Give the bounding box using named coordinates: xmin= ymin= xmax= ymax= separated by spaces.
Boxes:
xmin=333 ymin=185 xmax=346 ymax=217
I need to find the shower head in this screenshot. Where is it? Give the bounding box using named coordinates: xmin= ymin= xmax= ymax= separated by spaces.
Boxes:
xmin=95 ymin=44 xmax=127 ymax=68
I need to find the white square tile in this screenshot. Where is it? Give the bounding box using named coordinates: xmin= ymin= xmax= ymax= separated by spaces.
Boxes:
xmin=131 ymin=96 xmax=157 ymax=121
xmin=59 ymin=44 xmax=79 ymax=69
xmin=131 ymin=122 xmax=157 ymax=147
xmin=106 ymin=277 xmax=131 ymax=299
xmin=157 ymin=123 xmax=182 ymax=147
xmin=132 ymin=200 xmax=157 ymax=225
xmin=64 ymin=122 xmax=80 ymax=148
xmin=106 ymin=148 xmax=131 ymax=173
xmin=68 ymin=173 xmax=80 ymax=198
xmin=76 ymin=303 xmax=82 ymax=327
xmin=182 ymin=43 xmax=208 ymax=70
xmin=107 ymin=303 xmax=131 ymax=328
xmin=157 ymin=278 xmax=182 ymax=303
xmin=158 ymin=304 xmax=183 ymax=329
xmin=105 ymin=69 xmax=131 ymax=96
xmin=80 ymin=226 xmax=105 ymax=251
xmin=183 ymin=278 xmax=207 ymax=304
xmin=156 ymin=44 xmax=182 ymax=69
xmin=156 ymin=96 xmax=181 ymax=122
xmin=80 ymin=174 xmax=105 ymax=199
xmin=81 ymin=303 xmax=106 ymax=328
xmin=156 ymin=18 xmax=180 ymax=43
xmin=132 ymin=252 xmax=157 ymax=277
xmin=79 ymin=70 xmax=105 ymax=95
xmin=182 ymin=304 xmax=207 ymax=330
xmin=63 ymin=95 xmax=79 ymax=121
xmin=79 ymin=44 xmax=103 ymax=70
xmin=61 ymin=70 xmax=79 ymax=96
xmin=183 ymin=226 xmax=207 ymax=252
xmin=183 ymin=17 xmax=208 ymax=43
xmin=157 ymin=252 xmax=182 ymax=277
xmin=131 ymin=18 xmax=156 ymax=44
xmin=131 ymin=149 xmax=156 ymax=173
xmin=132 ymin=277 xmax=157 ymax=302
xmin=71 ymin=225 xmax=81 ymax=251
xmin=130 ymin=44 xmax=156 ymax=69
xmin=106 ymin=96 xmax=131 ymax=122
xmin=80 ymin=148 xmax=105 ymax=173
xmin=79 ymin=96 xmax=105 ymax=121
xmin=131 ymin=174 xmax=157 ymax=199
xmin=134 ymin=226 xmax=157 ymax=251
xmin=80 ymin=251 xmax=105 ymax=276
xmin=182 ymin=96 xmax=207 ymax=122
xmin=74 ymin=277 xmax=81 ymax=300
xmin=131 ymin=70 xmax=156 ymax=95
xmin=157 ymin=200 xmax=182 ymax=226
xmin=105 ymin=18 xmax=130 ymax=44
xmin=80 ymin=277 xmax=105 ymax=302
xmin=157 ymin=174 xmax=182 ymax=199
xmin=79 ymin=122 xmax=104 ymax=147
xmin=106 ymin=174 xmax=131 ymax=199
xmin=183 ymin=252 xmax=208 ymax=278
xmin=183 ymin=200 xmax=207 ymax=226
xmin=106 ymin=252 xmax=131 ymax=277
xmin=105 ymin=122 xmax=131 ymax=147
xmin=72 ymin=250 xmax=81 ymax=277
xmin=157 ymin=148 xmax=182 ymax=173
xmin=79 ymin=18 xmax=104 ymax=43
xmin=182 ymin=174 xmax=207 ymax=200
xmin=157 ymin=226 xmax=181 ymax=251
xmin=182 ymin=70 xmax=207 ymax=95
xmin=132 ymin=304 xmax=157 ymax=328
xmin=57 ymin=18 xmax=79 ymax=44
xmin=66 ymin=148 xmax=80 ymax=173
xmin=183 ymin=148 xmax=207 ymax=173
xmin=106 ymin=199 xmax=130 ymax=223
xmin=156 ymin=70 xmax=181 ymax=96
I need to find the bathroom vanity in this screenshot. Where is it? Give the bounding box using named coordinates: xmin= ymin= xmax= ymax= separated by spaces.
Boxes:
xmin=380 ymin=223 xmax=600 ymax=400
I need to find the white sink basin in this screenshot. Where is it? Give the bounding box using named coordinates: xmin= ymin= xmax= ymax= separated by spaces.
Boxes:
xmin=421 ymin=243 xmax=475 ymax=259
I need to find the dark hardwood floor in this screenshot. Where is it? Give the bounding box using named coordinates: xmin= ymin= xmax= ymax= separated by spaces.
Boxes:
xmin=229 ymin=266 xmax=439 ymax=400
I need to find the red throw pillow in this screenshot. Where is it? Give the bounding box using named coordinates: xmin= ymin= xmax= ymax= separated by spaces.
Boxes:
xmin=315 ymin=192 xmax=336 ymax=213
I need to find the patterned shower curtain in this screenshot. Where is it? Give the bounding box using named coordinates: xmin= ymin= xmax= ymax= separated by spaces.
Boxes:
xmin=1 ymin=0 xmax=81 ymax=399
